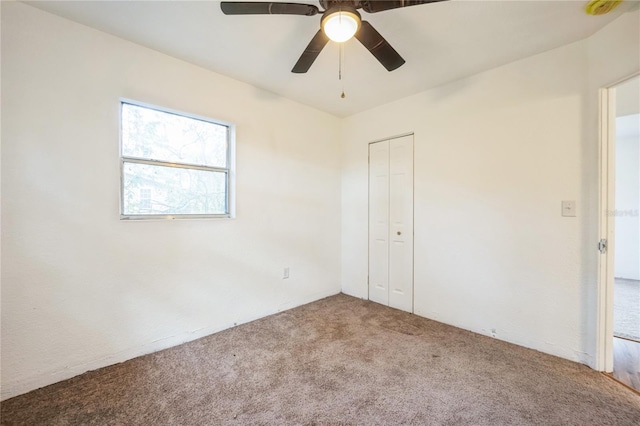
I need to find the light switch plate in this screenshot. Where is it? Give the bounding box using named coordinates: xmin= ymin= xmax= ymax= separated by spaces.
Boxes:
xmin=562 ymin=200 xmax=576 ymax=217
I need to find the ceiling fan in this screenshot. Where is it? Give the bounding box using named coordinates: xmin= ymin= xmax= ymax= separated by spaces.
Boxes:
xmin=220 ymin=1 xmax=448 ymax=73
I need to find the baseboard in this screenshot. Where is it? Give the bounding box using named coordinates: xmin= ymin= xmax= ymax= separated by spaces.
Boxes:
xmin=613 ymin=277 xmax=640 ymax=282
xmin=614 ymin=334 xmax=640 ymax=343
xmin=277 ymin=287 xmax=342 ymax=312
xmin=1 ymin=326 xmax=227 ymax=401
xmin=0 ymin=287 xmax=341 ymax=401
xmin=340 ymin=288 xmax=368 ymax=300
xmin=412 ymin=306 xmax=592 ymax=368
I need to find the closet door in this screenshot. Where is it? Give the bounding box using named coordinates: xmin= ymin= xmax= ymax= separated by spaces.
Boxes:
xmin=388 ymin=135 xmax=413 ymax=312
xmin=368 ymin=135 xmax=413 ymax=313
xmin=368 ymin=140 xmax=390 ymax=306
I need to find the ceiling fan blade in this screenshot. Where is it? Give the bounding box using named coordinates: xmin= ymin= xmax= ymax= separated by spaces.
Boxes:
xmin=355 ymin=21 xmax=405 ymax=71
xmin=362 ymin=0 xmax=448 ymax=14
xmin=292 ymin=29 xmax=330 ymax=73
xmin=220 ymin=2 xmax=319 ymax=16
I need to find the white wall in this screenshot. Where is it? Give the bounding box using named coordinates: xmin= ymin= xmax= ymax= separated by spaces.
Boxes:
xmin=341 ymin=9 xmax=640 ymax=367
xmin=614 ymin=116 xmax=640 ymax=281
xmin=1 ymin=3 xmax=341 ymax=400
xmin=2 ymin=2 xmax=639 ymax=402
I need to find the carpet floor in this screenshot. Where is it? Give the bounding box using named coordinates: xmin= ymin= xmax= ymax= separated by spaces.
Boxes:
xmin=1 ymin=294 xmax=639 ymax=425
xmin=614 ymin=278 xmax=640 ymax=341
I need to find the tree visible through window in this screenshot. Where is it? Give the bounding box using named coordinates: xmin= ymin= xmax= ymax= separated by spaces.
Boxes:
xmin=120 ymin=101 xmax=233 ymax=218
xmin=139 ymin=188 xmax=151 ymax=210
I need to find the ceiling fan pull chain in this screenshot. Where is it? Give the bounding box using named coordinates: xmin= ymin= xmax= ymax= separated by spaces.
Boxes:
xmin=339 ymin=43 xmax=342 ymax=81
xmin=340 ymin=43 xmax=346 ymax=99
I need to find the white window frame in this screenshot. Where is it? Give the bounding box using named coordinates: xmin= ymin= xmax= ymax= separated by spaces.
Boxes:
xmin=119 ymin=99 xmax=235 ymax=220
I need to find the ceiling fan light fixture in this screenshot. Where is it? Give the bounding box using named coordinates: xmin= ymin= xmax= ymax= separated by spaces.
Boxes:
xmin=322 ymin=10 xmax=360 ymax=43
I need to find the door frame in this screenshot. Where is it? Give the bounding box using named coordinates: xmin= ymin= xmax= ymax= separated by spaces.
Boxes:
xmin=595 ymin=72 xmax=640 ymax=372
xmin=367 ymin=132 xmax=415 ymax=312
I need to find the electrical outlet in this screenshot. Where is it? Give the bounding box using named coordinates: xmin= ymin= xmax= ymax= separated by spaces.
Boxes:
xmin=283 ymin=267 xmax=290 ymax=279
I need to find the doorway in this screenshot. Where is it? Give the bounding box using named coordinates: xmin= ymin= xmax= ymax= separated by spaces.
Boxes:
xmin=598 ymin=74 xmax=640 ymax=392
xmin=368 ymin=134 xmax=414 ymax=313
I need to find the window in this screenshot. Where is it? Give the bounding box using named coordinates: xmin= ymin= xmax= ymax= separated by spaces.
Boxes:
xmin=139 ymin=188 xmax=151 ymax=210
xmin=120 ymin=100 xmax=233 ymax=219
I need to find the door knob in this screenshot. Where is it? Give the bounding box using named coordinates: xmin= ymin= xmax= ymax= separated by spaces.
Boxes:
xmin=397 ymin=231 xmax=402 ymax=235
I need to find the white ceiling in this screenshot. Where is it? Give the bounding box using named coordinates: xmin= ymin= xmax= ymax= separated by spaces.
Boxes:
xmin=25 ymin=0 xmax=629 ymax=117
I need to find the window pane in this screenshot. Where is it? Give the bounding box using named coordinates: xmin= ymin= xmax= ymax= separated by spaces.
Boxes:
xmin=121 ymin=103 xmax=228 ymax=168
xmin=123 ymin=162 xmax=227 ymax=216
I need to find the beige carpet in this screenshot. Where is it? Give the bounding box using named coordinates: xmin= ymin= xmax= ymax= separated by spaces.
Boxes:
xmin=1 ymin=294 xmax=639 ymax=425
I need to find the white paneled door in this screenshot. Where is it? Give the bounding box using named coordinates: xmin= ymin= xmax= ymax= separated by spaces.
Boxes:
xmin=368 ymin=140 xmax=391 ymax=306
xmin=368 ymin=135 xmax=414 ymax=313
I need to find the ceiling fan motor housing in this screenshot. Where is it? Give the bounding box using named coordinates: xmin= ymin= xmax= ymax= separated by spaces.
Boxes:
xmin=321 ymin=5 xmax=361 ymax=34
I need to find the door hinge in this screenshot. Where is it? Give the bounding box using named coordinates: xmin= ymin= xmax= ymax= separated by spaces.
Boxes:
xmin=598 ymin=239 xmax=607 ymax=254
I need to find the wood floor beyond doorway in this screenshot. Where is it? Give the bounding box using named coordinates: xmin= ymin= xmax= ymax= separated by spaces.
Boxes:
xmin=612 ymin=337 xmax=640 ymax=392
